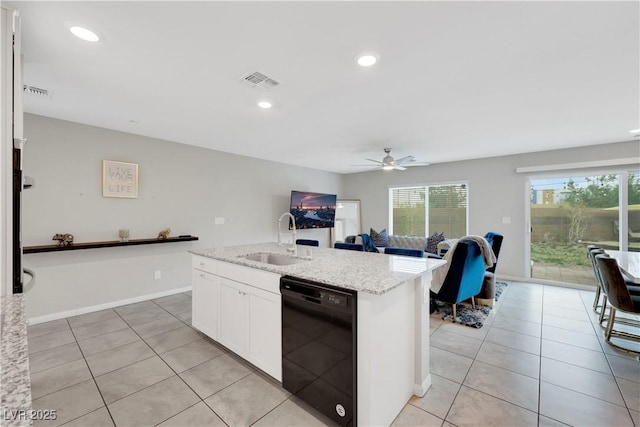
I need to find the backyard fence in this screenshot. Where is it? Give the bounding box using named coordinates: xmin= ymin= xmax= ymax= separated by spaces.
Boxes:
xmin=531 ymin=205 xmax=640 ymax=244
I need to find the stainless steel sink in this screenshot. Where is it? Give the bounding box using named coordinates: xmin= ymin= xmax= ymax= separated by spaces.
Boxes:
xmin=243 ymin=252 xmax=306 ymax=266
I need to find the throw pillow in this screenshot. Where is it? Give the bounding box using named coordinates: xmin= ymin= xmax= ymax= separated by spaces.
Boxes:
xmin=425 ymin=232 xmax=445 ymax=254
xmin=370 ymin=228 xmax=389 ymax=247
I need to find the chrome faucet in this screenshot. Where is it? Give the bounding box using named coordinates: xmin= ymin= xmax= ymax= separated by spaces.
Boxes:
xmin=278 ymin=212 xmax=297 ymax=254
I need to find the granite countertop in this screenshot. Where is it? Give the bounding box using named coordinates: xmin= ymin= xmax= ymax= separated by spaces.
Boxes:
xmin=0 ymin=294 xmax=32 ymax=427
xmin=191 ymin=242 xmax=445 ymax=295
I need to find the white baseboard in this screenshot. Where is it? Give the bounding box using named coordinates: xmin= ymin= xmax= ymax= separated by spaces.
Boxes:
xmin=496 ymin=274 xmax=595 ymax=291
xmin=413 ymin=373 xmax=432 ymax=397
xmin=27 ymin=286 xmax=192 ymax=325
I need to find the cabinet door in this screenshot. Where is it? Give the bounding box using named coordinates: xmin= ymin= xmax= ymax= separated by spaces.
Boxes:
xmin=218 ymin=278 xmax=247 ymax=356
xmin=247 ymin=287 xmax=282 ymax=381
xmin=192 ymin=270 xmax=219 ymax=340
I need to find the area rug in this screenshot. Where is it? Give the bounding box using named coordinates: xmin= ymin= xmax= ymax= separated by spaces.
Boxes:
xmin=434 ymin=281 xmax=509 ymax=328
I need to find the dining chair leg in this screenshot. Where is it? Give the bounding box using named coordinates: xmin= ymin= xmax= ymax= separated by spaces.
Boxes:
xmin=452 ymin=304 xmax=457 ymax=322
xmin=599 ymin=296 xmax=608 ymax=324
xmin=605 ymin=307 xmax=616 ymax=341
xmin=471 ymin=297 xmax=476 ymax=310
xmin=592 ymin=285 xmax=601 ymax=311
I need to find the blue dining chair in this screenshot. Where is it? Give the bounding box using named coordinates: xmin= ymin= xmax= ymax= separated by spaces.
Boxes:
xmin=334 ymin=242 xmax=365 ymax=251
xmin=384 ymin=247 xmax=424 ymax=258
xmin=296 ymin=239 xmax=319 ymax=247
xmin=431 ymin=239 xmax=486 ymax=321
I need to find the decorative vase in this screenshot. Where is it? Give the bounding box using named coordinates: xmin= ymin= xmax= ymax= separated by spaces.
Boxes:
xmin=118 ymin=229 xmax=130 ymax=242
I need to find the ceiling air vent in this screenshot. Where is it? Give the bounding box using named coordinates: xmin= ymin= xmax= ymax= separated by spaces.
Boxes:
xmin=23 ymin=85 xmax=51 ymax=98
xmin=241 ymin=71 xmax=280 ymax=90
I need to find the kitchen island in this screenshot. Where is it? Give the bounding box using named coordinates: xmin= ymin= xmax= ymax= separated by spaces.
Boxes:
xmin=191 ymin=242 xmax=445 ymax=426
xmin=0 ymin=294 xmax=32 ymax=427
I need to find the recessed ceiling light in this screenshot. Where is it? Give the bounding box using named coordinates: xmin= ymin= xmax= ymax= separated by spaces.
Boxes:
xmin=69 ymin=26 xmax=100 ymax=42
xmin=258 ymin=101 xmax=272 ymax=109
xmin=356 ymin=52 xmax=379 ymax=67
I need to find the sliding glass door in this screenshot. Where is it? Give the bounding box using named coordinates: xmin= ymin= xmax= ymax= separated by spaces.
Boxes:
xmin=529 ymin=170 xmax=639 ymax=285
xmin=627 ymin=170 xmax=640 ymax=250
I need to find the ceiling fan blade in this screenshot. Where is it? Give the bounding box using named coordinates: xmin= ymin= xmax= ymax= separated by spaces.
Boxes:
xmin=393 ymin=165 xmax=407 ymax=171
xmin=405 ymin=162 xmax=430 ymax=167
xmin=364 ymin=158 xmax=383 ymax=164
xmin=350 ymin=164 xmax=382 ymax=167
xmin=394 ymin=155 xmax=415 ymax=164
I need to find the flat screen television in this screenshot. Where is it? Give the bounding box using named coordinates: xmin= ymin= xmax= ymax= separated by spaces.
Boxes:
xmin=289 ymin=190 xmax=337 ymax=229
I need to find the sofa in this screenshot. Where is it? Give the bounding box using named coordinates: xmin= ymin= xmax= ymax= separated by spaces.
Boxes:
xmin=387 ymin=234 xmax=429 ymax=250
xmin=346 ymin=228 xmax=446 ymax=255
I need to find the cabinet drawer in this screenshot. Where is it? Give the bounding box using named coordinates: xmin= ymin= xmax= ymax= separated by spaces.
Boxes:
xmin=218 ymin=261 xmax=280 ymax=294
xmin=193 ymin=255 xmax=218 ymax=274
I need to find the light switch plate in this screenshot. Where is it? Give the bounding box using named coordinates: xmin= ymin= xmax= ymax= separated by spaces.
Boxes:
xmin=215 ymin=217 xmax=225 ymax=225
xmin=502 ymin=216 xmax=511 ymax=224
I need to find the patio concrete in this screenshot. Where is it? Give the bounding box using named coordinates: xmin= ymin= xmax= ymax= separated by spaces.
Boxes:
xmin=532 ymin=264 xmax=596 ymax=286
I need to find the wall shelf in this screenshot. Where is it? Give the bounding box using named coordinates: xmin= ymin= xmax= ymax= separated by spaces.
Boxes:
xmin=24 ymin=236 xmax=199 ymax=254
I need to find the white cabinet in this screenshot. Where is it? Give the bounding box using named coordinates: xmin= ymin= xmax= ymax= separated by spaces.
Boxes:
xmin=191 ymin=269 xmax=219 ymax=340
xmin=247 ymin=286 xmax=281 ymax=379
xmin=218 ymin=277 xmax=248 ymax=356
xmin=191 ymin=256 xmax=282 ymax=381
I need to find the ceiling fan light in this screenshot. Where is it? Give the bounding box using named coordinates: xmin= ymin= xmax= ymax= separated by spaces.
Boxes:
xmin=382 ymin=165 xmax=394 ymax=171
xmin=69 ymin=26 xmax=100 ymax=42
xmin=356 ymin=52 xmax=379 ymax=67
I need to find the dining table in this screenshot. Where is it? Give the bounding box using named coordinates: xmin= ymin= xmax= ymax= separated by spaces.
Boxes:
xmin=606 ymin=250 xmax=640 ymax=284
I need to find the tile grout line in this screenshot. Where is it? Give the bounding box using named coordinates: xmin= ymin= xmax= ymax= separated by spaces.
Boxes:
xmin=433 ymin=282 xmax=541 ymax=424
xmin=62 ymin=316 xmax=118 ymax=427
xmin=33 ymin=284 xmax=635 ymax=426
xmin=113 ymin=297 xmax=250 ymax=426
xmin=56 ymin=303 xmax=200 ymax=425
xmin=538 ymin=285 xmax=638 ymax=420
xmin=586 ymin=290 xmax=640 ymax=421
xmin=537 ymin=285 xmax=546 ymax=426
xmin=62 ymin=300 xmax=209 ymax=426
xmin=458 ymin=284 xmax=540 ymax=422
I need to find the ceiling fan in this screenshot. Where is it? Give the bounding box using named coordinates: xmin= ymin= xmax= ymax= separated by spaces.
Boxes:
xmin=353 ymin=148 xmax=430 ymax=171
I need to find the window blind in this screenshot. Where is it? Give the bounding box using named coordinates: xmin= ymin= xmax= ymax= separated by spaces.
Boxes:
xmin=390 ymin=184 xmax=467 ymax=238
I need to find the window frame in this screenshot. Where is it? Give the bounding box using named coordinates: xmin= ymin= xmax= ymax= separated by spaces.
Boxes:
xmin=388 ymin=181 xmax=469 ymax=237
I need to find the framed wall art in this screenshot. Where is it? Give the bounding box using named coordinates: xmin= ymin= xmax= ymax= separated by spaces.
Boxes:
xmin=103 ymin=160 xmax=138 ymax=198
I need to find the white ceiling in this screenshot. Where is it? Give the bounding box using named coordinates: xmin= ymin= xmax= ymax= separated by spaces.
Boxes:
xmin=13 ymin=1 xmax=640 ymax=174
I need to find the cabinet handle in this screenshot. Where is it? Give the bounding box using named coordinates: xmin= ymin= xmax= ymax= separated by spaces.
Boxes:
xmin=200 ymin=274 xmax=205 ymax=278
xmin=200 ymin=262 xmax=205 ymax=267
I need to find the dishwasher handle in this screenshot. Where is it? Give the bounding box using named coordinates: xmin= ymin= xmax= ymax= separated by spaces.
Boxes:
xmin=302 ymin=295 xmax=321 ymax=304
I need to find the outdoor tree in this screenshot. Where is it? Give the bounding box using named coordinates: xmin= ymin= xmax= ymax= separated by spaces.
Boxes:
xmin=564 ymin=202 xmax=589 ymax=243
xmin=563 ymin=175 xmax=627 ymax=208
xmin=561 ymin=173 xmax=640 ymax=242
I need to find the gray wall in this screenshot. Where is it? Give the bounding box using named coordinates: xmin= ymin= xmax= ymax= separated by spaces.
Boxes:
xmin=23 ymin=114 xmax=343 ymax=320
xmin=343 ymin=140 xmax=640 ymax=279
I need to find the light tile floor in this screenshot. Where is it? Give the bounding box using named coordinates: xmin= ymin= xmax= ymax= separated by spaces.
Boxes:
xmin=27 ymin=283 xmax=640 ymax=426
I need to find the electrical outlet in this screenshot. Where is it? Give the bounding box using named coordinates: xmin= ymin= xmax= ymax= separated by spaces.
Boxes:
xmin=154 ymin=270 xmax=162 ymax=280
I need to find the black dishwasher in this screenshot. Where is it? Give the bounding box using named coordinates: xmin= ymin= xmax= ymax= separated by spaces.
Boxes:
xmin=280 ymin=276 xmax=357 ymax=427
